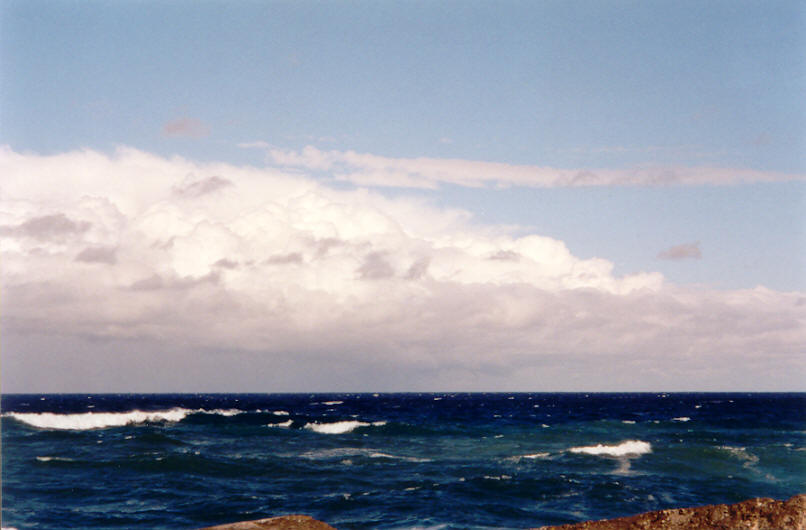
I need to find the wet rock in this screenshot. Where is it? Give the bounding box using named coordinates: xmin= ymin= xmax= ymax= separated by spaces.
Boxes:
xmin=200 ymin=514 xmax=336 ymax=530
xmin=534 ymin=494 xmax=806 ymax=530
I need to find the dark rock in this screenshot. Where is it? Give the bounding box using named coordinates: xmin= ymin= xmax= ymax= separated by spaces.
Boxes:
xmin=200 ymin=514 xmax=336 ymax=530
xmin=533 ymin=494 xmax=806 ymax=530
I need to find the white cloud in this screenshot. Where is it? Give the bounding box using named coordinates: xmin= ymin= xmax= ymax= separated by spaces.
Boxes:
xmin=1 ymin=146 xmax=803 ymax=391
xmin=251 ymin=144 xmax=803 ymax=189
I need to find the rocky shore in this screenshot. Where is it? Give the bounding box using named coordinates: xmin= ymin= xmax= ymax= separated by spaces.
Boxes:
xmin=201 ymin=514 xmax=336 ymax=530
xmin=201 ymin=494 xmax=805 ymax=530
xmin=533 ymin=493 xmax=806 ymax=529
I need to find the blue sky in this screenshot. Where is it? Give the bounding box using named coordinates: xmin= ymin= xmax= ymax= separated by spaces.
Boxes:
xmin=1 ymin=1 xmax=803 ymax=391
xmin=3 ymin=0 xmax=803 ymax=290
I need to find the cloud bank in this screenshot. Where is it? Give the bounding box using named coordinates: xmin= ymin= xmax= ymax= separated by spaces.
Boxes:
xmin=1 ymin=146 xmax=803 ymax=391
xmin=246 ymin=144 xmax=804 ymax=189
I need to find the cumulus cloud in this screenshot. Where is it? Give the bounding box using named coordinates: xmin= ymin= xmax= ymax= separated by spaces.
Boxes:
xmin=658 ymin=242 xmax=702 ymax=260
xmin=250 ymin=144 xmax=803 ymax=189
xmin=1 ymin=146 xmax=803 ymax=391
xmin=162 ymin=117 xmax=210 ymax=138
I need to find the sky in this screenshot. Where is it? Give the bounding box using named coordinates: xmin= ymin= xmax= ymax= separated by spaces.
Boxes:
xmin=1 ymin=0 xmax=804 ymax=392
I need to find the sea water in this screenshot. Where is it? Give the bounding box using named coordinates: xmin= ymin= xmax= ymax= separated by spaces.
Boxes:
xmin=2 ymin=393 xmax=804 ymax=529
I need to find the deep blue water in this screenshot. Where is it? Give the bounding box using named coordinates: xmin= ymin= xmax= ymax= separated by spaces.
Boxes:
xmin=2 ymin=393 xmax=805 ymax=529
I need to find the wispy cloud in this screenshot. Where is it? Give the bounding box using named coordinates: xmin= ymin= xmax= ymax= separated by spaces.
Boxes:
xmin=162 ymin=117 xmax=211 ymax=138
xmin=658 ymin=242 xmax=702 ymax=260
xmin=251 ymin=145 xmax=802 ymax=189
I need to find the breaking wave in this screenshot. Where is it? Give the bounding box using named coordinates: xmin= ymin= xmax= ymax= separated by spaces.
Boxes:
xmin=568 ymin=440 xmax=652 ymax=457
xmin=303 ymin=420 xmax=387 ymax=434
xmin=717 ymin=445 xmax=759 ymax=467
xmin=35 ymin=456 xmax=75 ymax=462
xmin=4 ymin=408 xmax=243 ymax=431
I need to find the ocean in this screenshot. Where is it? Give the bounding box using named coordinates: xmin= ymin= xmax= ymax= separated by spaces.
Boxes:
xmin=2 ymin=393 xmax=804 ymax=529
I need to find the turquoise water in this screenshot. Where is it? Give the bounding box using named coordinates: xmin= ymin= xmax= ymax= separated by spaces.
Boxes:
xmin=2 ymin=393 xmax=804 ymax=529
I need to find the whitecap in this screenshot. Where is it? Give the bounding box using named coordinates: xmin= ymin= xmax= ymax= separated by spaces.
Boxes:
xmin=717 ymin=446 xmax=759 ymax=466
xmin=303 ymin=420 xmax=385 ymax=434
xmin=5 ymin=408 xmax=194 ymax=430
xmin=321 ymin=401 xmax=344 ymax=406
xmin=269 ymin=420 xmax=293 ymax=428
xmin=272 ymin=410 xmax=290 ymax=416
xmin=35 ymin=456 xmax=74 ymax=462
xmin=369 ymin=452 xmax=431 ymax=463
xmin=622 ymin=420 xmax=636 ymax=424
xmin=507 ymin=452 xmax=551 ymax=462
xmin=200 ymin=408 xmax=243 ymax=417
xmin=672 ymin=417 xmax=691 ymax=422
xmin=568 ymin=440 xmax=652 ymax=457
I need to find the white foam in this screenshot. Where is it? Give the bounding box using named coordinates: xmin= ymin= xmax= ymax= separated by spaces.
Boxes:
xmin=672 ymin=417 xmax=691 ymax=422
xmin=272 ymin=410 xmax=290 ymax=416
xmin=569 ymin=440 xmax=652 ymax=457
xmin=507 ymin=452 xmax=551 ymax=462
xmin=5 ymin=408 xmax=193 ymax=430
xmin=622 ymin=420 xmax=636 ymax=424
xmin=4 ymin=407 xmax=242 ymax=430
xmin=718 ymin=446 xmax=759 ymax=466
xmin=35 ymin=456 xmax=74 ymax=462
xmin=321 ymin=401 xmax=344 ymax=406
xmin=369 ymin=452 xmax=431 ymax=463
xmin=201 ymin=408 xmax=243 ymax=417
xmin=299 ymin=447 xmax=427 ymax=462
xmin=270 ymin=420 xmax=293 ymax=428
xmin=303 ymin=420 xmax=385 ymax=434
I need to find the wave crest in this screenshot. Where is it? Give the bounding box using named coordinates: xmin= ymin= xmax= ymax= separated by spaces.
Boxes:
xmin=568 ymin=440 xmax=652 ymax=457
xmin=4 ymin=407 xmax=242 ymax=431
xmin=303 ymin=420 xmax=386 ymax=434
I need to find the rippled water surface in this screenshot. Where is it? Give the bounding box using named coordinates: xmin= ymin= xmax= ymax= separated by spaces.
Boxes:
xmin=2 ymin=393 xmax=805 ymax=529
